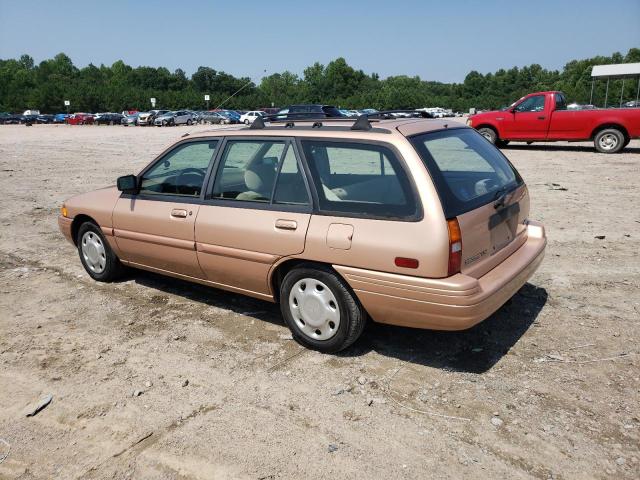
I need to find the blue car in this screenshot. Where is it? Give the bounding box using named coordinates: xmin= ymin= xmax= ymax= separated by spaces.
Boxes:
xmin=53 ymin=113 xmax=69 ymax=124
xmin=218 ymin=110 xmax=241 ymax=123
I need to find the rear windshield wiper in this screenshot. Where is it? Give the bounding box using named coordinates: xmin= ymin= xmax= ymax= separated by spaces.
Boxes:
xmin=493 ymin=184 xmax=519 ymax=209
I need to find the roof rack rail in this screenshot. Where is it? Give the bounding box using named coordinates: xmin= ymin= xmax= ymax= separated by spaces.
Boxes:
xmin=250 ymin=109 xmax=433 ymax=131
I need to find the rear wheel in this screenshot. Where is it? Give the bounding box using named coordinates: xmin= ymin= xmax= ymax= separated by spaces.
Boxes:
xmin=477 ymin=127 xmax=497 ymax=145
xmin=280 ymin=265 xmax=367 ymax=353
xmin=187 ymin=119 xmax=192 ymax=125
xmin=244 ymin=119 xmax=250 ymax=125
xmin=77 ymin=222 xmax=125 ymax=282
xmin=594 ymin=128 xmax=624 ymax=153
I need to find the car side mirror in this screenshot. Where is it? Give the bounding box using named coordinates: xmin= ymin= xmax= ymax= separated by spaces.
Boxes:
xmin=117 ymin=174 xmax=138 ymax=194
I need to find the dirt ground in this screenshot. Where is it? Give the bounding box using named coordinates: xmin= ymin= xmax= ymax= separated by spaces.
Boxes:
xmin=0 ymin=124 xmax=638 ymax=480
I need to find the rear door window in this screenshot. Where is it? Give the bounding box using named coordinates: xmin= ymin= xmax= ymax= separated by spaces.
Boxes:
xmin=411 ymin=129 xmax=522 ymax=217
xmin=211 ymin=140 xmax=310 ymax=207
xmin=300 ymin=140 xmax=417 ymax=219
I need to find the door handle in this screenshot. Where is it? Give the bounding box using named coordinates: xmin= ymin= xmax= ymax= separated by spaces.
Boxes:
xmin=537 ymin=116 xmax=546 ymax=120
xmin=275 ymin=219 xmax=297 ymax=231
xmin=171 ymin=209 xmax=188 ymax=218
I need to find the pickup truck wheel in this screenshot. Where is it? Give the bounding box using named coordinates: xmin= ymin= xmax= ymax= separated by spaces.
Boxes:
xmin=477 ymin=127 xmax=497 ymax=144
xmin=594 ymin=128 xmax=624 ymax=153
xmin=280 ymin=265 xmax=367 ymax=353
xmin=495 ymin=139 xmax=510 ymax=148
xmin=77 ymin=222 xmax=125 ymax=282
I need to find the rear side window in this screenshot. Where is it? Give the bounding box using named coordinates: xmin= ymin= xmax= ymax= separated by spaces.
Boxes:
xmin=554 ymin=93 xmax=567 ymax=111
xmin=300 ymin=140 xmax=417 ymax=219
xmin=411 ymin=129 xmax=521 ymax=218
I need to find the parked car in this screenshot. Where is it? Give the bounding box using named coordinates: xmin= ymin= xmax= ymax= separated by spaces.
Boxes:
xmin=239 ymin=111 xmax=266 ymax=124
xmin=153 ymin=110 xmax=196 ymax=126
xmin=0 ymin=113 xmax=22 ymax=124
xmin=623 ymin=100 xmax=640 ymax=108
xmin=23 ymin=109 xmax=40 ymax=116
xmin=136 ymin=110 xmax=168 ymax=126
xmin=58 ymin=116 xmax=546 ymax=353
xmin=95 ymin=113 xmax=124 ymax=125
xmin=120 ymin=113 xmax=139 ymax=126
xmin=53 ymin=113 xmax=69 ymax=124
xmin=468 ymin=90 xmax=640 ymax=153
xmin=36 ymin=114 xmax=55 ymax=124
xmin=21 ymin=114 xmax=40 ymax=124
xmin=66 ymin=113 xmax=95 ymax=125
xmin=221 ymin=110 xmax=241 ymax=123
xmin=275 ymin=105 xmax=345 ymax=120
xmin=198 ymin=111 xmax=228 ymax=124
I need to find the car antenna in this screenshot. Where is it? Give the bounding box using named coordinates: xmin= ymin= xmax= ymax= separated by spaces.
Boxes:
xmin=184 ymin=68 xmax=267 ymax=136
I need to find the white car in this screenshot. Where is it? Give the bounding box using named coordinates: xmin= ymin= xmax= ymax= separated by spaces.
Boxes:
xmin=240 ymin=111 xmax=266 ymax=124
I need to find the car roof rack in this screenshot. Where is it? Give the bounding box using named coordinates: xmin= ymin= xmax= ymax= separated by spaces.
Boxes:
xmin=250 ymin=109 xmax=432 ymax=131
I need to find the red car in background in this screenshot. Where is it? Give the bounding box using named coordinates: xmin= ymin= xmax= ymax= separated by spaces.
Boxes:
xmin=66 ymin=113 xmax=95 ymax=125
xmin=468 ymin=91 xmax=640 ymax=153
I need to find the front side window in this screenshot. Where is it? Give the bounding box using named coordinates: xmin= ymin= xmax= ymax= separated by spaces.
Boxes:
xmin=514 ymin=95 xmax=546 ymax=113
xmin=139 ymin=141 xmax=218 ymax=197
xmin=300 ymin=140 xmax=417 ymax=219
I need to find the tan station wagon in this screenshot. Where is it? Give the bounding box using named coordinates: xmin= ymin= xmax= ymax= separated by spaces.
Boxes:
xmin=58 ymin=114 xmax=546 ymax=352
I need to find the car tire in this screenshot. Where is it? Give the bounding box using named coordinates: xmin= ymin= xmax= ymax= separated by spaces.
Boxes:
xmin=76 ymin=222 xmax=126 ymax=282
xmin=279 ymin=264 xmax=367 ymax=353
xmin=495 ymin=139 xmax=510 ymax=148
xmin=477 ymin=127 xmax=497 ymax=145
xmin=187 ymin=119 xmax=192 ymax=126
xmin=594 ymin=128 xmax=624 ymax=154
xmin=244 ymin=119 xmax=250 ymax=125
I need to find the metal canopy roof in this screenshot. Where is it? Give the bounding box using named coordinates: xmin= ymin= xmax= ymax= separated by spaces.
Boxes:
xmin=591 ymin=63 xmax=640 ymax=79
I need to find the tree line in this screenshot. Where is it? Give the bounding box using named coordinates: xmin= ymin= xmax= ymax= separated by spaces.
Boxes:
xmin=0 ymin=48 xmax=638 ymax=114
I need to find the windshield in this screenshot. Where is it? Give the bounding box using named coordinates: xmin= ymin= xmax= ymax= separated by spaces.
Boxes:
xmin=410 ymin=128 xmax=522 ymax=218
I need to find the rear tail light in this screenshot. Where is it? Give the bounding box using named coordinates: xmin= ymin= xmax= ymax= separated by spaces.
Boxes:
xmin=447 ymin=218 xmax=462 ymax=276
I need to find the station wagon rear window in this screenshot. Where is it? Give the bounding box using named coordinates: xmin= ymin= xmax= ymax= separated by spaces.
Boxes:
xmin=300 ymin=140 xmax=418 ymax=219
xmin=411 ymin=129 xmax=522 ymax=218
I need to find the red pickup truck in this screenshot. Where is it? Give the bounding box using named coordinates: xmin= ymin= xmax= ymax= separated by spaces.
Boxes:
xmin=468 ymin=91 xmax=640 ymax=153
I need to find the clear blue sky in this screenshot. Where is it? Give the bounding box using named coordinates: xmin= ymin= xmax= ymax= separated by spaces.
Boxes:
xmin=1 ymin=0 xmax=638 ymax=83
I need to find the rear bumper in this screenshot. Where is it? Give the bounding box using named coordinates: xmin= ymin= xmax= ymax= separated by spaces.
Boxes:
xmin=334 ymin=221 xmax=546 ymax=330
xmin=58 ymin=215 xmax=74 ymax=244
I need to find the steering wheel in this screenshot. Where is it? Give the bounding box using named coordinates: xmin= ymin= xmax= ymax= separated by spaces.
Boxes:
xmin=175 ymin=167 xmax=206 ymax=195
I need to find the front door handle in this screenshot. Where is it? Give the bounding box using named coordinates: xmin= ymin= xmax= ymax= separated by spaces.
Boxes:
xmin=537 ymin=116 xmax=546 ymax=120
xmin=171 ymin=209 xmax=188 ymax=218
xmin=275 ymin=219 xmax=297 ymax=231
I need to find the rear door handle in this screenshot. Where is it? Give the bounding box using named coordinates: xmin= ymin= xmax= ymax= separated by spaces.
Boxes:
xmin=275 ymin=219 xmax=297 ymax=231
xmin=171 ymin=209 xmax=188 ymax=218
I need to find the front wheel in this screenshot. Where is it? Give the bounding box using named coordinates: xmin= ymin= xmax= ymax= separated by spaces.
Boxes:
xmin=187 ymin=119 xmax=192 ymax=125
xmin=477 ymin=127 xmax=497 ymax=145
xmin=77 ymin=222 xmax=125 ymax=282
xmin=280 ymin=265 xmax=367 ymax=353
xmin=594 ymin=128 xmax=624 ymax=153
